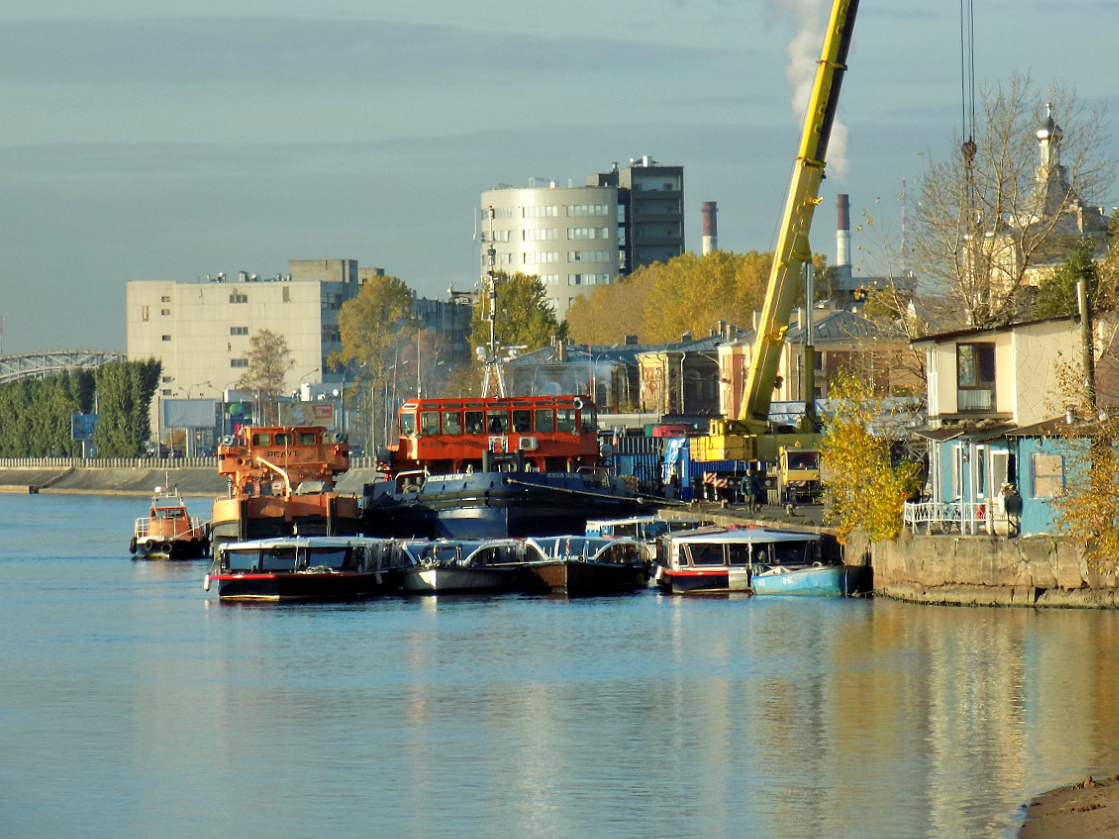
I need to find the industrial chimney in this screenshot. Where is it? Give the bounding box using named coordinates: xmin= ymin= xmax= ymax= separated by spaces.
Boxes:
xmin=701 ymin=201 xmax=718 ymax=255
xmin=836 ymin=194 xmax=851 ymax=269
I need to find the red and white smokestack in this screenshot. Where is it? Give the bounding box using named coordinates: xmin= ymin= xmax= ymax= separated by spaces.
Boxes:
xmin=701 ymin=201 xmax=718 ymax=255
xmin=836 ymin=194 xmax=851 ymax=268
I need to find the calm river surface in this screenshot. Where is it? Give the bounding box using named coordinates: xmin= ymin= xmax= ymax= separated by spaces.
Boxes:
xmin=1 ymin=494 xmax=1116 ymax=838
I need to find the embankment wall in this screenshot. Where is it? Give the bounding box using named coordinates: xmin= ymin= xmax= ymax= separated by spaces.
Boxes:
xmin=0 ymin=457 xmax=380 ymax=496
xmin=873 ymin=534 xmax=1119 ymax=608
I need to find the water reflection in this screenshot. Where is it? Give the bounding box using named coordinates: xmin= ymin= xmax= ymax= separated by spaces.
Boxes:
xmin=0 ymin=496 xmax=1116 ymax=838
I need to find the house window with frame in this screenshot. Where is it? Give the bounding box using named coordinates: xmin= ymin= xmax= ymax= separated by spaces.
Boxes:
xmin=956 ymin=342 xmax=995 ymax=411
xmin=1030 ymin=453 xmax=1065 ymax=498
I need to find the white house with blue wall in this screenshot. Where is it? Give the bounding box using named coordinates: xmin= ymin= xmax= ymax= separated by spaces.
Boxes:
xmin=907 ymin=316 xmax=1084 ymax=536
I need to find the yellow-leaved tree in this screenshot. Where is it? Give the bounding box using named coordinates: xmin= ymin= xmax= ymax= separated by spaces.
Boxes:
xmin=821 ymin=370 xmax=924 ymax=544
xmin=1046 ymin=357 xmax=1119 ymax=574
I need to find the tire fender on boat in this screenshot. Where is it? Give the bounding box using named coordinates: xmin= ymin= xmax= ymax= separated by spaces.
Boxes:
xmin=573 ymin=397 xmax=583 ymax=411
xmin=161 ymin=542 xmax=173 ymax=555
xmin=129 ymin=536 xmax=137 ymax=554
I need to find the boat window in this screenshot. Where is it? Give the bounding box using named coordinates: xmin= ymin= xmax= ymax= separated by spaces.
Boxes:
xmin=557 ymin=408 xmax=577 ymax=433
xmin=512 ymin=409 xmax=532 ymax=433
xmin=253 ymin=433 xmax=272 ymax=446
xmin=307 ymin=547 xmax=351 ymax=571
xmin=443 ymin=410 xmax=462 ymax=435
xmin=298 ymin=432 xmax=317 ymax=445
xmin=772 ymin=541 xmax=815 ymax=564
xmin=464 ymin=410 xmax=484 ymax=435
xmin=274 ymin=433 xmax=292 ymax=446
xmin=487 ymin=411 xmax=509 ymax=434
xmin=727 ymin=543 xmax=751 ymax=566
xmin=224 ymin=550 xmax=258 ymax=572
xmin=535 ymin=408 xmax=554 ymax=433
xmin=687 ymin=543 xmax=725 ymax=566
xmin=400 ymin=411 xmax=416 ymax=436
xmin=420 ymin=411 xmax=441 ymax=436
xmin=260 ymin=549 xmax=298 ymax=572
xmin=580 ymin=406 xmax=596 ymax=432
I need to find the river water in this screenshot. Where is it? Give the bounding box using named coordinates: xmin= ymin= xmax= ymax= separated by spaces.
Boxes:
xmin=1 ymin=495 xmax=1116 ymax=838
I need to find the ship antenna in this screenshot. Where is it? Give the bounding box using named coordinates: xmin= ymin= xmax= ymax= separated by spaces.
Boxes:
xmin=480 ymin=207 xmax=506 ymax=397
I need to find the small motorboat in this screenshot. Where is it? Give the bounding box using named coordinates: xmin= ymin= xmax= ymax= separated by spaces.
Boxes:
xmin=397 ymin=538 xmax=529 ymax=593
xmin=204 ymin=536 xmax=404 ymax=601
xmin=130 ymin=485 xmax=210 ymax=560
xmin=652 ymin=526 xmax=822 ymax=595
xmin=523 ymin=535 xmax=649 ymax=595
xmin=751 ymin=562 xmax=857 ymax=596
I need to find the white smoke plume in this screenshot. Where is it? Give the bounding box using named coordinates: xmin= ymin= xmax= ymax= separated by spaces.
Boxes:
xmin=778 ymin=0 xmax=849 ymax=180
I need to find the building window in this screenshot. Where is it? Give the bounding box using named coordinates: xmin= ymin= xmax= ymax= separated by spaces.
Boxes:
xmin=161 ymin=335 xmax=171 ymax=342
xmin=162 ymin=376 xmax=174 ymax=384
xmin=523 ymin=228 xmax=558 ymax=241
xmin=489 ymin=229 xmax=511 ymax=242
xmin=283 ymin=287 xmax=291 ymax=303
xmin=488 ymin=206 xmax=516 ymax=220
xmin=569 ymin=274 xmax=610 ymax=286
xmin=523 ymin=205 xmax=558 ymax=218
xmin=538 ymin=274 xmax=559 ymax=286
xmin=160 ymin=308 xmax=171 ymax=316
xmin=230 ymin=326 xmax=248 ymax=336
xmin=568 ymin=250 xmax=610 ymax=263
xmin=1031 ymin=453 xmax=1065 ymax=498
xmin=523 ymin=252 xmax=558 ymax=264
xmin=229 ymin=293 xmax=248 ymax=304
xmin=160 ymin=295 xmax=171 ymax=303
xmin=230 ymin=359 xmax=249 ymax=368
xmin=956 ymin=343 xmax=995 ymax=411
xmin=567 ymin=227 xmax=610 ymax=240
xmin=142 ymin=305 xmax=150 ymax=322
xmin=567 ymin=204 xmax=609 ymax=217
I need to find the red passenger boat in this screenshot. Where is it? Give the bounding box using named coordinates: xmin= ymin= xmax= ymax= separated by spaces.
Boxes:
xmin=362 ymin=395 xmax=644 ymax=539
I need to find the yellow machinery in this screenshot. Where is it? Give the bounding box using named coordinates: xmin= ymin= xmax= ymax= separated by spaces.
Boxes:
xmin=693 ymin=0 xmax=860 ymax=487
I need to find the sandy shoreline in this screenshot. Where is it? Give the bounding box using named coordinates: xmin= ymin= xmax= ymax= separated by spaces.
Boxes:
xmin=1018 ymin=773 xmax=1119 ymax=838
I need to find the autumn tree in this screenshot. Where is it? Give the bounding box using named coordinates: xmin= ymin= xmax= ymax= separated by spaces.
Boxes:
xmin=238 ymin=329 xmax=293 ymax=424
xmin=820 ymin=370 xmax=924 ymax=544
xmin=912 ymin=75 xmax=1113 ymax=330
xmin=331 ymin=273 xmax=416 ymax=446
xmin=1047 ymin=358 xmax=1119 ymax=574
xmin=566 ymin=269 xmax=656 ymax=345
xmin=467 ymin=271 xmax=560 ymax=361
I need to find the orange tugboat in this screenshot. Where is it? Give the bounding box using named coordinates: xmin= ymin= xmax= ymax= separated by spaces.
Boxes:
xmin=210 ymin=425 xmax=361 ymax=551
xmin=130 ymin=484 xmax=211 ymax=560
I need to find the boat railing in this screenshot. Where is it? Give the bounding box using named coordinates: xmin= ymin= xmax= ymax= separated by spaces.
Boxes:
xmin=902 ymin=500 xmax=990 ymax=535
xmin=134 ymin=516 xmax=210 ymax=540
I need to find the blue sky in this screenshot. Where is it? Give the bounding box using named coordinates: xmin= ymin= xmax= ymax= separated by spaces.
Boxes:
xmin=1 ymin=0 xmax=1116 ymax=354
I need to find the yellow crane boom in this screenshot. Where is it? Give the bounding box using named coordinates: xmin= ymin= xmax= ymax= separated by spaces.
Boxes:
xmin=696 ymin=0 xmax=859 ymax=464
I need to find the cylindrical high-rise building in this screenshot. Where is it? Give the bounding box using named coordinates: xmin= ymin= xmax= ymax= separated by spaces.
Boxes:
xmin=701 ymin=201 xmax=718 ymax=255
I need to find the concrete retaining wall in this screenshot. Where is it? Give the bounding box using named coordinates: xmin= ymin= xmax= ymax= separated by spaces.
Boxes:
xmin=873 ymin=534 xmax=1119 ymax=608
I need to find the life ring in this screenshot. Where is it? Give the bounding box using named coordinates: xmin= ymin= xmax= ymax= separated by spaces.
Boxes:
xmin=573 ymin=397 xmax=584 ymax=411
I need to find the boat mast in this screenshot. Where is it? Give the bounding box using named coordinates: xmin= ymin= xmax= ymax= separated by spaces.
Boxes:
xmin=480 ymin=207 xmax=506 ymax=397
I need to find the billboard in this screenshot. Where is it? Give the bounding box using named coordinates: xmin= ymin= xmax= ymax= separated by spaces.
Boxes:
xmin=278 ymin=401 xmax=336 ymax=429
xmin=71 ymin=413 xmax=98 ymax=441
xmin=163 ymin=398 xmax=218 ymax=429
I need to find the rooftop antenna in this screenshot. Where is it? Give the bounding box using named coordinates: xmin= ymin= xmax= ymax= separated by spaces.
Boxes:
xmin=479 ymin=207 xmax=506 ymax=397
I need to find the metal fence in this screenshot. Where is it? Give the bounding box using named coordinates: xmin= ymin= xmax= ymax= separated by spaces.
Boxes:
xmin=903 ymin=500 xmax=990 ymax=535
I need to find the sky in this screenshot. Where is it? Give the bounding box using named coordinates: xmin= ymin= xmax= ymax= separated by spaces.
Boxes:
xmin=1 ymin=0 xmax=1117 ymax=355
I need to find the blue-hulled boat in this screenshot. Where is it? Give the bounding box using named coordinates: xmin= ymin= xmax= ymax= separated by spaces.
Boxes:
xmin=751 ymin=562 xmax=860 ymax=596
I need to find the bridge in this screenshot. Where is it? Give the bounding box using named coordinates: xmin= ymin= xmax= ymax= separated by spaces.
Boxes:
xmin=0 ymin=350 xmax=127 ymax=385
